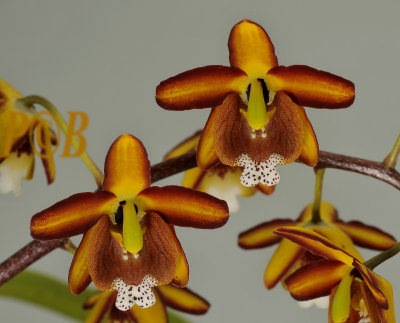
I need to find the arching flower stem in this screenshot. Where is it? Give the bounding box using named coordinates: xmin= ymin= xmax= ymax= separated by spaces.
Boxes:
xmin=364 ymin=241 xmax=400 ymax=270
xmin=311 ymin=168 xmax=325 ymax=224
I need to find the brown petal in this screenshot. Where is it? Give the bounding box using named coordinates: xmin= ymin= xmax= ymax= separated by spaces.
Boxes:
xmin=213 ymin=92 xmax=303 ymax=165
xmin=170 ymin=228 xmax=189 ymax=288
xmin=238 ymin=218 xmax=296 ymax=249
xmin=228 ymin=19 xmax=278 ymax=77
xmin=266 ymin=65 xmax=355 ymax=108
xmin=335 ymin=220 xmax=397 ymax=250
xmin=285 ymin=259 xmax=349 ymax=300
xmin=294 ymin=105 xmax=319 ymax=167
xmin=68 ymin=227 xmax=95 ymax=294
xmin=31 ymin=191 xmax=119 ymax=240
xmin=103 ymin=134 xmax=151 ymax=200
xmin=197 ymin=107 xmax=220 ymax=170
xmin=352 ymin=261 xmax=388 ymax=310
xmin=156 ymin=65 xmax=248 ymax=110
xmin=274 ymin=226 xmax=354 ymax=266
xmin=136 ymin=186 xmax=229 ymax=229
xmin=157 ymin=285 xmax=210 ymax=314
xmin=87 ymin=214 xmax=179 ymax=290
xmin=84 ymin=291 xmax=116 ymax=323
xmin=256 ymin=183 xmax=275 ymax=195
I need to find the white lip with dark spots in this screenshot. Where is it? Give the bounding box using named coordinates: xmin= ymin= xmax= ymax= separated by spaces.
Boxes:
xmin=112 ymin=275 xmax=157 ymax=311
xmin=236 ymin=154 xmax=283 ymax=187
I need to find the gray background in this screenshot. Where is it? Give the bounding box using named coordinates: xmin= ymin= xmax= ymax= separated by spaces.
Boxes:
xmin=0 ymin=0 xmax=399 ymax=322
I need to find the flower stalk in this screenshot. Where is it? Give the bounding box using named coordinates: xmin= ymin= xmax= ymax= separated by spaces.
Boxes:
xmin=18 ymin=95 xmax=104 ymax=187
xmin=364 ymin=241 xmax=400 ymax=270
xmin=383 ymin=133 xmax=400 ymax=169
xmin=311 ymin=168 xmax=325 ymax=223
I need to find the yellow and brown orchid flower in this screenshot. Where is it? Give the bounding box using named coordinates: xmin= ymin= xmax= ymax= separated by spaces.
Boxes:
xmin=275 ymin=227 xmax=396 ymax=323
xmin=156 ymin=19 xmax=355 ymax=187
xmin=30 ymin=134 xmax=229 ymax=311
xmin=238 ymin=201 xmax=396 ymax=291
xmin=0 ymin=78 xmax=56 ymax=195
xmin=164 ymin=130 xmax=274 ymax=213
xmin=84 ymin=284 xmax=209 ymax=323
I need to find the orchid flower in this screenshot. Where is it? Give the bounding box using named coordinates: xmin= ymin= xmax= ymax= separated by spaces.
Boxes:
xmin=238 ymin=202 xmax=396 ymax=290
xmin=31 ymin=134 xmax=229 ymax=311
xmin=165 ymin=130 xmax=274 ymax=212
xmin=0 ymin=78 xmax=56 ymax=194
xmin=275 ymin=226 xmax=396 ymax=323
xmin=156 ymin=19 xmax=355 ymax=187
xmin=84 ymin=284 xmax=209 ymax=323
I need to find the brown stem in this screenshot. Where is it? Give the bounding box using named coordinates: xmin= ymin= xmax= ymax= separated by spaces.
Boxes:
xmin=0 ymin=239 xmax=67 ymax=286
xmin=317 ymin=151 xmax=400 ymax=190
xmin=1 ymin=149 xmax=400 ymax=286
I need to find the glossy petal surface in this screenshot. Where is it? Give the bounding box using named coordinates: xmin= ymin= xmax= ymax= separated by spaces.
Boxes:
xmin=31 ymin=191 xmax=118 ymax=239
xmin=274 ymin=227 xmax=354 ymax=266
xmin=136 ymin=186 xmax=229 ymax=229
xmin=158 ymin=285 xmax=210 ymax=314
xmin=364 ymin=276 xmax=396 ymax=322
xmin=181 ymin=167 xmax=205 ymax=190
xmin=69 ymin=227 xmax=94 ymax=294
xmin=156 ymin=65 xmax=247 ymax=110
xmin=228 ymin=19 xmax=278 ymax=77
xmin=266 ymin=65 xmax=355 ymax=108
xmin=103 ymin=134 xmax=151 ymax=200
xmin=335 ymin=220 xmax=397 ymax=250
xmin=130 ymin=289 xmax=167 ymax=323
xmin=197 ymin=107 xmax=220 ymax=170
xmin=294 ymin=105 xmax=318 ymax=166
xmin=170 ymin=229 xmax=189 ymax=288
xmin=264 ymin=238 xmax=305 ymax=289
xmin=238 ymin=218 xmax=295 ymax=249
xmin=286 ymin=260 xmax=349 ymax=300
xmin=88 ymin=214 xmax=179 ymax=290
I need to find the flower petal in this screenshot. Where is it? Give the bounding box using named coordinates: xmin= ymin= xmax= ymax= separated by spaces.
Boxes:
xmin=264 ymin=238 xmax=305 ymax=289
xmin=266 ymin=65 xmax=355 ymax=108
xmin=84 ymin=291 xmax=116 ymax=323
xmin=197 ymin=108 xmax=220 ymax=170
xmin=228 ymin=19 xmax=278 ymax=77
xmin=352 ymin=261 xmax=388 ymax=309
xmin=294 ymin=105 xmax=318 ymax=167
xmin=170 ymin=228 xmax=189 ymax=288
xmin=238 ymin=218 xmax=296 ymax=249
xmin=69 ymin=227 xmax=95 ymax=294
xmin=31 ymin=191 xmax=118 ymax=240
xmin=361 ymin=276 xmax=395 ymax=323
xmin=157 ymin=285 xmax=210 ymax=314
xmin=297 ymin=201 xmax=338 ymax=223
xmin=103 ymin=134 xmax=151 ymax=200
xmin=130 ymin=288 xmax=167 ymax=323
xmin=286 ymin=260 xmax=349 ymax=300
xmin=331 ymin=269 xmax=353 ymax=323
xmin=360 ymin=281 xmax=386 ymax=323
xmin=136 ymin=186 xmax=229 ymax=229
xmin=335 ymin=220 xmax=397 ymax=250
xmin=182 ymin=167 xmax=206 ymax=190
xmin=213 ymin=92 xmax=303 ymax=165
xmin=164 ymin=131 xmax=201 ymax=160
xmin=88 ymin=214 xmax=179 ymax=290
xmin=156 ymin=66 xmax=248 ymax=110
xmin=274 ymin=226 xmax=354 ymax=265
xmin=256 ymin=183 xmax=275 ymax=195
